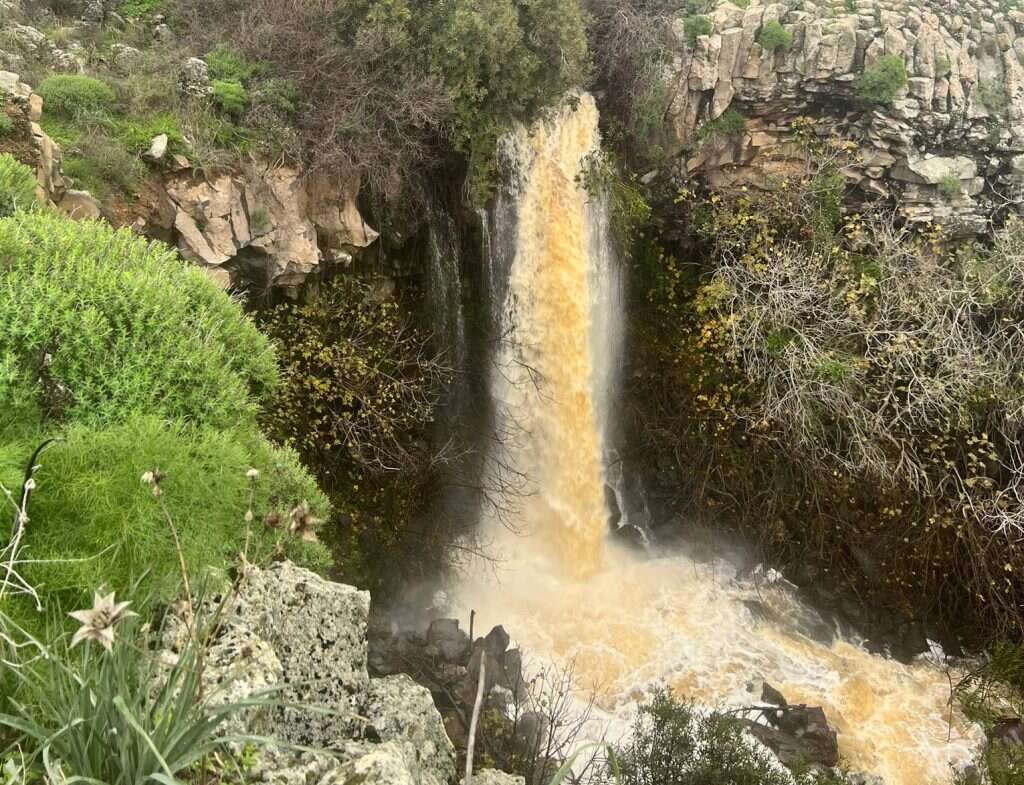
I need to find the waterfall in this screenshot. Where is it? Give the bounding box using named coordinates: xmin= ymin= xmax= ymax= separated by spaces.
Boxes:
xmin=483 ymin=94 xmax=621 ymax=576
xmin=453 ymin=96 xmax=983 ymax=785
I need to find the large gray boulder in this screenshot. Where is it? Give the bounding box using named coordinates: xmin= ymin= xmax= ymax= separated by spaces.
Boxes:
xmin=230 ymin=561 xmax=371 ymax=745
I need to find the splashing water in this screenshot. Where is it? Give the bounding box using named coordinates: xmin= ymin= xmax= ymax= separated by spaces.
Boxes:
xmin=454 ymin=95 xmax=983 ymax=784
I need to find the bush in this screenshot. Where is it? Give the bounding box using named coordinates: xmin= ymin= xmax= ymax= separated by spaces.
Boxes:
xmin=757 ymin=20 xmax=792 ymax=51
xmin=854 ymin=54 xmax=907 ymax=105
xmin=37 ymin=75 xmax=118 ymax=119
xmin=0 ymin=113 xmax=13 ymax=136
xmin=0 ymin=211 xmax=276 ymax=431
xmin=939 ymin=173 xmax=962 ymax=200
xmin=683 ymin=15 xmax=713 ymax=45
xmin=206 ymin=44 xmax=264 ymax=84
xmin=0 ymin=418 xmax=329 ymax=612
xmin=211 ymin=79 xmax=250 ymax=118
xmin=612 ymin=690 xmax=794 ymax=785
xmin=116 ymin=113 xmax=186 ymax=155
xmin=696 ymin=108 xmax=745 ymax=143
xmin=0 ymin=154 xmax=38 ymax=218
xmin=63 ymin=133 xmax=145 ymax=196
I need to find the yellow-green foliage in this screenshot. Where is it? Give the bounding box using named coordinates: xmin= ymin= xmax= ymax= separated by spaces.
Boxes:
xmin=37 ymin=75 xmax=118 ymax=119
xmin=0 ymin=418 xmax=330 ymax=614
xmin=0 ymin=154 xmax=38 ymax=218
xmin=0 ymin=212 xmax=329 ymax=620
xmin=854 ymin=54 xmax=907 ymax=105
xmin=0 ymin=211 xmax=276 ymax=430
xmin=757 ymin=20 xmax=792 ymax=51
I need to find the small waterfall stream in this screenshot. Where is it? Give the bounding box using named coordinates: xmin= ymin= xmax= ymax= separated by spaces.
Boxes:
xmin=453 ymin=95 xmax=984 ymax=784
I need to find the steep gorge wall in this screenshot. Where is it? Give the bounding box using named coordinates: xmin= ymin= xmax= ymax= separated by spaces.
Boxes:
xmin=666 ymin=0 xmax=1024 ymax=233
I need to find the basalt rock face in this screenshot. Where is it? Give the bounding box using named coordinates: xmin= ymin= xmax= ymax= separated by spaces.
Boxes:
xmin=665 ymin=0 xmax=1024 ymax=234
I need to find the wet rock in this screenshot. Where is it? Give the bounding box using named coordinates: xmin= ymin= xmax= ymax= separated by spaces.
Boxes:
xmin=761 ymin=681 xmax=788 ymax=706
xmin=989 ymin=717 xmax=1024 ymax=745
xmin=743 ymin=694 xmax=840 ymax=768
xmin=426 ymin=618 xmax=471 ymax=663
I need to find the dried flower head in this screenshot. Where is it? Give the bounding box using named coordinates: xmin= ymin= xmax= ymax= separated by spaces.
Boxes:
xmin=263 ymin=510 xmax=282 ymax=530
xmin=288 ymin=501 xmax=322 ymax=543
xmin=69 ymin=590 xmax=137 ymax=651
xmin=140 ymin=468 xmax=165 ymax=497
xmin=246 ymin=467 xmax=260 ymax=481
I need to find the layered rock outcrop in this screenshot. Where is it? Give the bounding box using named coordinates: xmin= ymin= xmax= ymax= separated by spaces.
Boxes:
xmin=667 ymin=0 xmax=1024 ymax=233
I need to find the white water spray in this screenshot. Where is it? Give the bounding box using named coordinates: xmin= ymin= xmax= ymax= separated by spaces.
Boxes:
xmin=454 ymin=95 xmax=983 ymax=784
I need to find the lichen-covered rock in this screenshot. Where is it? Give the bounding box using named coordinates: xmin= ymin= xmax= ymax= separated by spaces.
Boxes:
xmin=339 ymin=742 xmax=418 ymax=785
xmin=463 ymin=770 xmax=527 ymax=785
xmin=362 ymin=675 xmax=457 ymax=785
xmin=179 ymin=57 xmax=211 ymax=99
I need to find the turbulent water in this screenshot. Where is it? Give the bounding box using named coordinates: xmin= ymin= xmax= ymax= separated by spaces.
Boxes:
xmin=453 ymin=95 xmax=984 ymax=784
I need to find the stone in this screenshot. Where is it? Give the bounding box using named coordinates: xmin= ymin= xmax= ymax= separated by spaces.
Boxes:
xmin=761 ymin=681 xmax=788 ymax=706
xmin=230 ymin=561 xmax=372 ymax=745
xmin=109 ymin=44 xmax=142 ymax=73
xmin=462 ymin=771 xmax=527 ymax=785
xmin=744 ymin=704 xmax=840 ymax=767
xmin=426 ymin=618 xmax=471 ymax=662
xmin=362 ymin=675 xmax=457 ymax=785
xmin=142 ymin=133 xmax=168 ymax=163
xmin=179 ymin=57 xmax=211 ymax=99
xmin=59 ymin=190 xmax=101 ymax=220
xmin=989 ymin=717 xmax=1024 ymax=745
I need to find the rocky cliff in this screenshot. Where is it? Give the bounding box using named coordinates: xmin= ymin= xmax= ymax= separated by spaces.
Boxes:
xmin=666 ymin=0 xmax=1024 ymax=234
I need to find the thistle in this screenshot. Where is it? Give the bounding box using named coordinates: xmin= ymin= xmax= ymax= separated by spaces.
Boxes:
xmin=69 ymin=590 xmax=137 ymax=651
xmin=288 ymin=501 xmax=321 ymax=543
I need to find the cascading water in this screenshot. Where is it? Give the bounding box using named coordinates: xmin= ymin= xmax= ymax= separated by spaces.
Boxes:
xmin=453 ymin=95 xmax=984 ymax=784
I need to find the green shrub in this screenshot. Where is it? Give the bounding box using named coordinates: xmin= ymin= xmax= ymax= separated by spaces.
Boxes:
xmin=117 ymin=0 xmax=165 ymax=17
xmin=683 ymin=15 xmax=713 ymax=45
xmin=936 ymin=54 xmax=952 ymax=77
xmin=939 ymin=173 xmax=962 ymax=200
xmin=37 ymin=75 xmax=118 ymax=119
xmin=0 ymin=154 xmax=38 ymax=218
xmin=0 ymin=418 xmax=329 ymax=612
xmin=0 ymin=211 xmax=276 ymax=431
xmin=854 ymin=54 xmax=907 ymax=105
xmin=116 ymin=113 xmax=185 ymax=155
xmin=613 ymin=690 xmax=795 ymax=785
xmin=211 ymin=79 xmax=249 ymax=118
xmin=0 ymin=113 xmax=13 ymax=136
xmin=63 ymin=133 xmax=145 ymax=196
xmin=757 ymin=20 xmax=792 ymax=51
xmin=696 ymin=108 xmax=745 ymax=143
xmin=206 ymin=44 xmax=264 ymax=84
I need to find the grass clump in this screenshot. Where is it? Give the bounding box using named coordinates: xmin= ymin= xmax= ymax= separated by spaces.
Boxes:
xmin=757 ymin=20 xmax=792 ymax=51
xmin=37 ymin=75 xmax=118 ymax=119
xmin=854 ymin=54 xmax=907 ymax=105
xmin=696 ymin=108 xmax=745 ymax=143
xmin=0 ymin=154 xmax=38 ymax=218
xmin=939 ymin=173 xmax=962 ymax=200
xmin=211 ymin=79 xmax=250 ymax=119
xmin=683 ymin=15 xmax=713 ymax=45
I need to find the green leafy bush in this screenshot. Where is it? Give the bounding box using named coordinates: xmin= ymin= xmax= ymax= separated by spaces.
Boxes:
xmin=211 ymin=79 xmax=250 ymax=118
xmin=116 ymin=113 xmax=185 ymax=155
xmin=854 ymin=54 xmax=907 ymax=105
xmin=0 ymin=154 xmax=38 ymax=218
xmin=0 ymin=211 xmax=276 ymax=431
xmin=0 ymin=113 xmax=13 ymax=136
xmin=37 ymin=75 xmax=118 ymax=119
xmin=757 ymin=20 xmax=792 ymax=51
xmin=117 ymin=0 xmax=165 ymax=17
xmin=612 ymin=690 xmax=795 ymax=785
xmin=683 ymin=15 xmax=713 ymax=45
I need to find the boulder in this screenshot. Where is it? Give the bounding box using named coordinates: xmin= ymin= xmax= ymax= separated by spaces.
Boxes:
xmin=362 ymin=675 xmax=457 ymax=785
xmin=463 ymin=771 xmax=527 ymax=785
xmin=142 ymin=133 xmax=168 ymax=163
xmin=744 ymin=703 xmax=840 ymax=767
xmin=179 ymin=57 xmax=211 ymax=99
xmin=59 ymin=189 xmax=101 ymax=220
xmin=230 ymin=561 xmax=371 ymax=745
